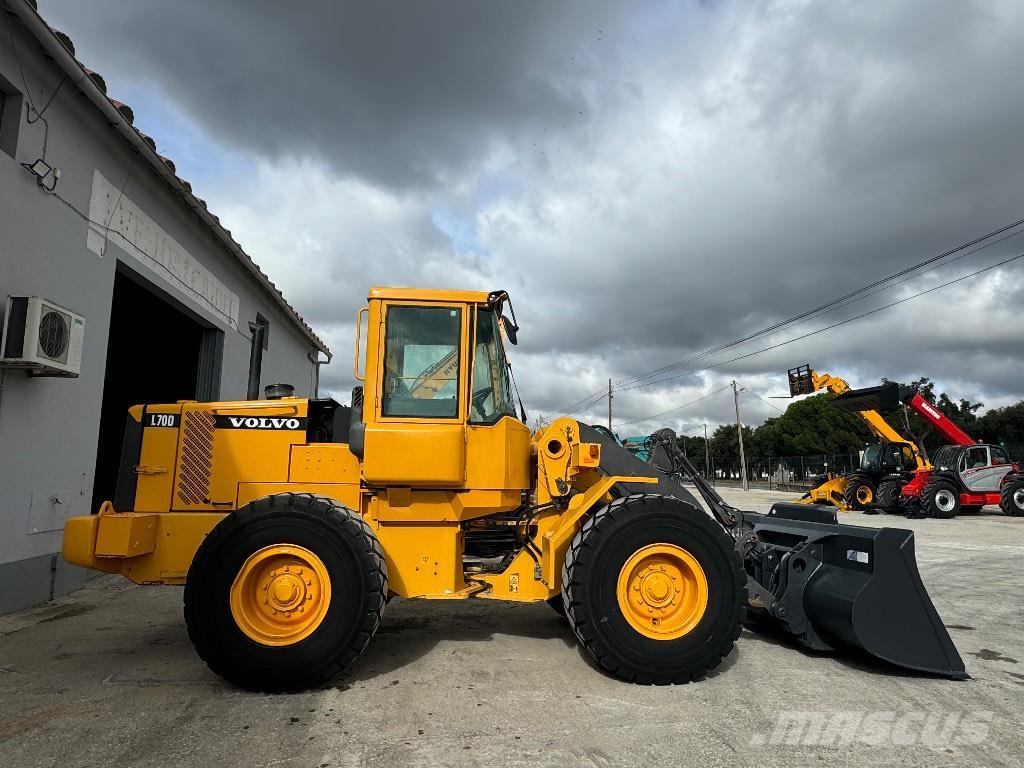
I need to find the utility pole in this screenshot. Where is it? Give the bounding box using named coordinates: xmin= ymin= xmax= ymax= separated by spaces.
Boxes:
xmin=732 ymin=381 xmax=749 ymax=491
xmin=607 ymin=378 xmax=613 ymax=432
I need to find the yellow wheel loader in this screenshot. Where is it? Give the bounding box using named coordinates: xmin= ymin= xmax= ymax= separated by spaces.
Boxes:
xmin=788 ymin=365 xmax=930 ymax=511
xmin=63 ymin=289 xmax=966 ymax=691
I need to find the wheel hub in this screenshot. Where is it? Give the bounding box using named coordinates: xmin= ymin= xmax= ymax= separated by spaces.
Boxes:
xmin=230 ymin=545 xmax=331 ymax=646
xmin=935 ymin=490 xmax=956 ymax=512
xmin=1014 ymin=489 xmax=1024 ymax=510
xmin=617 ymin=544 xmax=708 ymax=640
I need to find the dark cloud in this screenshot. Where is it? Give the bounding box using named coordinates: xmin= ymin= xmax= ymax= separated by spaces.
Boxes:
xmin=41 ymin=0 xmax=1024 ymax=430
xmin=43 ymin=0 xmax=633 ymax=187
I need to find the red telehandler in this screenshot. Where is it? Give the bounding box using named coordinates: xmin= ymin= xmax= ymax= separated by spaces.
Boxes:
xmin=830 ymin=383 xmax=1023 ymax=518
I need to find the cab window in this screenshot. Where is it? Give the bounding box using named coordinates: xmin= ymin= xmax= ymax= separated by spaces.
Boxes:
xmin=381 ymin=305 xmax=461 ymax=418
xmin=991 ymin=446 xmax=1010 ymax=465
xmin=964 ymin=446 xmax=989 ymax=469
xmin=469 ymin=308 xmax=517 ymax=424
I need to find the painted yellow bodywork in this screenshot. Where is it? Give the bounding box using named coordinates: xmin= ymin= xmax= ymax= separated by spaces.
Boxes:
xmin=63 ymin=287 xmax=657 ymax=606
xmin=62 ymin=503 xmax=227 ymax=584
xmin=799 ymin=474 xmax=848 ymax=508
xmin=796 ymin=369 xmax=930 ymax=510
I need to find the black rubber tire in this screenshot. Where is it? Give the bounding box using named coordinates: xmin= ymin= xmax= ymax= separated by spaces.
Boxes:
xmin=184 ymin=493 xmax=387 ymax=692
xmin=843 ymin=474 xmax=876 ymax=511
xmin=562 ymin=493 xmax=745 ymax=684
xmin=1000 ymin=480 xmax=1024 ymax=517
xmin=875 ymin=480 xmax=903 ymax=513
xmin=921 ymin=478 xmax=961 ymax=519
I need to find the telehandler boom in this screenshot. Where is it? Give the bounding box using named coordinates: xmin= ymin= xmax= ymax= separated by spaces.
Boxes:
xmin=62 ymin=288 xmax=966 ymax=690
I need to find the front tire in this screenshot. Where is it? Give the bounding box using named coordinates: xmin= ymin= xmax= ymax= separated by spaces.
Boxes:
xmin=921 ymin=478 xmax=961 ymax=519
xmin=184 ymin=493 xmax=387 ymax=692
xmin=562 ymin=494 xmax=745 ymax=684
xmin=874 ymin=479 xmax=903 ymax=513
xmin=843 ymin=474 xmax=876 ymax=511
xmin=1000 ymin=479 xmax=1024 ymax=517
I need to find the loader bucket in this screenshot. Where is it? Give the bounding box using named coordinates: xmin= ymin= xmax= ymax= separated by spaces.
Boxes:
xmin=746 ymin=503 xmax=967 ymax=679
xmin=831 ymin=382 xmax=901 ymax=412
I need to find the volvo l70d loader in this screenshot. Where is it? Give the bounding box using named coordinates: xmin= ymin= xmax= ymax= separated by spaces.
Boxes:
xmin=62 ymin=288 xmax=966 ymax=691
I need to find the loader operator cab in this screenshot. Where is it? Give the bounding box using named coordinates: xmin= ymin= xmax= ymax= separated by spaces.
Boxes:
xmin=861 ymin=441 xmax=916 ymax=473
xmin=355 ymin=287 xmax=529 ymax=489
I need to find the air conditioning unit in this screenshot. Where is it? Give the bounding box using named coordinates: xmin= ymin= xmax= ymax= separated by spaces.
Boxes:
xmin=1 ymin=296 xmax=85 ymax=376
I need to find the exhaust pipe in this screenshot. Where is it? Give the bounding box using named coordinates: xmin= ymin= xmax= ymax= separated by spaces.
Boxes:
xmin=246 ymin=322 xmax=265 ymax=400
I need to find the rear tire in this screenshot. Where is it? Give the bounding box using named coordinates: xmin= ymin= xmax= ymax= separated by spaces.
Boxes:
xmin=921 ymin=478 xmax=961 ymax=519
xmin=1000 ymin=480 xmax=1024 ymax=517
xmin=562 ymin=494 xmax=745 ymax=684
xmin=184 ymin=493 xmax=387 ymax=692
xmin=843 ymin=474 xmax=876 ymax=511
xmin=875 ymin=480 xmax=903 ymax=513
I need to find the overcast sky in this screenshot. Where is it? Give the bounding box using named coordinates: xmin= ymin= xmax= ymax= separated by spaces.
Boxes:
xmin=41 ymin=0 xmax=1024 ymax=436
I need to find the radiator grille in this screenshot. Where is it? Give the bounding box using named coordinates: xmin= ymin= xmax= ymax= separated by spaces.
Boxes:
xmin=176 ymin=410 xmax=215 ymax=505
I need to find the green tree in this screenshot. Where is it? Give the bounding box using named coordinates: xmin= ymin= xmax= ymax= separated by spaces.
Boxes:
xmin=974 ymin=401 xmax=1024 ymax=459
xmin=757 ymin=392 xmax=868 ymax=456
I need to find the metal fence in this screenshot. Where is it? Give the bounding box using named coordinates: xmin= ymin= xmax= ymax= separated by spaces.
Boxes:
xmin=678 ymin=452 xmax=863 ymax=492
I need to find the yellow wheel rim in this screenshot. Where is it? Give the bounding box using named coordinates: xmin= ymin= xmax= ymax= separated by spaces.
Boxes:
xmin=856 ymin=486 xmax=873 ymax=505
xmin=230 ymin=545 xmax=331 ymax=646
xmin=616 ymin=543 xmax=708 ymax=640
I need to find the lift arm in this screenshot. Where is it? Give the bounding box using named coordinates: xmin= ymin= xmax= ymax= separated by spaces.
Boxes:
xmin=818 ymin=375 xmax=976 ymax=452
xmin=788 ymin=366 xmax=922 ymax=453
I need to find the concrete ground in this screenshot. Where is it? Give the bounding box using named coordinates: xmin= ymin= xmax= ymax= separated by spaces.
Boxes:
xmin=1 ymin=488 xmax=1022 ymax=768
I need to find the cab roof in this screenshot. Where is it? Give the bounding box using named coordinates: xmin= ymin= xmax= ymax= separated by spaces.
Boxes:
xmin=368 ymin=287 xmax=494 ymax=304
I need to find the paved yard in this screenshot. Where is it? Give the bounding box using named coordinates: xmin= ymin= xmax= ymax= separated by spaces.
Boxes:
xmin=1 ymin=488 xmax=1021 ymax=768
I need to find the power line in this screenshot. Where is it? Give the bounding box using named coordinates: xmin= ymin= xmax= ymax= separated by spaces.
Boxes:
xmin=553 ymin=216 xmax=1024 ymax=413
xmin=616 ymin=250 xmax=1024 ymax=392
xmin=608 ymin=216 xmax=1024 ymax=391
xmin=740 ymin=385 xmax=785 ymax=414
xmin=615 ymin=384 xmax=731 ymax=428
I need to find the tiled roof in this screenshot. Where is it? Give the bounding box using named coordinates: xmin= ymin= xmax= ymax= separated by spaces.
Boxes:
xmin=11 ymin=0 xmax=330 ymax=355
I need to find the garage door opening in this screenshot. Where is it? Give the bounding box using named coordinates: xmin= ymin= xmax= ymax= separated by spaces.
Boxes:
xmin=91 ymin=269 xmax=222 ymax=513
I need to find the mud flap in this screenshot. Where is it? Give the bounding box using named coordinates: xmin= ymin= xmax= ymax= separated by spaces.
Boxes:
xmin=744 ymin=503 xmax=967 ymax=679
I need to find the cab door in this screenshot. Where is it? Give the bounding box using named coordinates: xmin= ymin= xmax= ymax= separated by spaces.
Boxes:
xmin=962 ymin=445 xmax=1009 ymax=492
xmin=360 ymin=301 xmax=468 ymax=487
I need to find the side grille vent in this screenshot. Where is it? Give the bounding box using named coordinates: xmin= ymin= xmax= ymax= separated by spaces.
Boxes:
xmin=176 ymin=411 xmax=215 ymax=505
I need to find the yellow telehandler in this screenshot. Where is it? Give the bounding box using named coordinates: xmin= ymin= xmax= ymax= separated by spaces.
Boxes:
xmin=788 ymin=366 xmax=930 ymax=510
xmin=63 ymin=288 xmax=965 ymax=691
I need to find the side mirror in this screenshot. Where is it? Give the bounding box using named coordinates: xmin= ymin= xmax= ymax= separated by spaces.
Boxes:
xmin=501 ymin=315 xmax=518 ymax=345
